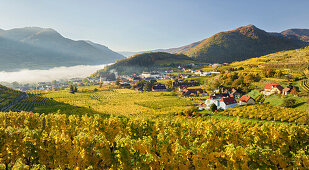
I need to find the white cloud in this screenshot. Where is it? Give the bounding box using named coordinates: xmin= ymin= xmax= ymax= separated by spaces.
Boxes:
xmin=0 ymin=64 xmax=107 ymax=83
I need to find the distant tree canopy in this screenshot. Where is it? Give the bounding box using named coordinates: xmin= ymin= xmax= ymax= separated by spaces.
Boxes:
xmin=144 ymin=81 xmax=154 ymax=92
xmin=69 ymin=85 xmax=78 ymax=94
xmin=91 ymin=52 xmax=194 ymax=76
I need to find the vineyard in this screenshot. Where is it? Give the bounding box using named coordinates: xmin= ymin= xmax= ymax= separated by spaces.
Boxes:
xmin=10 ymin=95 xmax=56 ymax=112
xmin=0 ymin=112 xmax=308 ymax=169
xmin=255 ymin=94 xmax=265 ymax=103
xmin=0 ymin=85 xmax=24 ymax=111
xmin=40 ymin=89 xmax=194 ymax=117
xmin=0 ymin=86 xmax=308 ymax=169
xmin=219 ymin=104 xmax=307 ymax=123
xmin=300 ymin=79 xmax=309 ymax=93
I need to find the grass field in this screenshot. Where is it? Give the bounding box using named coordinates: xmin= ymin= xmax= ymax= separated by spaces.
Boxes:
xmin=264 ymin=94 xmax=308 ymax=111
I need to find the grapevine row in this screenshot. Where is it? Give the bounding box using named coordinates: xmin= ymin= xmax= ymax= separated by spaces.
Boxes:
xmin=0 ymin=112 xmax=307 ymax=169
xmin=300 ymin=79 xmax=309 ymax=93
xmin=219 ymin=104 xmax=307 ymax=123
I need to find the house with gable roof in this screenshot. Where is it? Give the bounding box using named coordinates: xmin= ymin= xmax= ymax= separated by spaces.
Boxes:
xmin=262 ymin=84 xmax=283 ymax=96
xmin=239 ymin=95 xmax=255 ymax=105
xmin=201 ymin=94 xmax=238 ymax=110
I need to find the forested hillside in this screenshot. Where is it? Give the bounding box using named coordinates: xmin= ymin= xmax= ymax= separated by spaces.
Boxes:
xmin=92 ymin=52 xmax=194 ymax=76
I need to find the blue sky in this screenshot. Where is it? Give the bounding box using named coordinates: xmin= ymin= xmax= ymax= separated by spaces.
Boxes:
xmin=0 ymin=0 xmax=308 ymax=51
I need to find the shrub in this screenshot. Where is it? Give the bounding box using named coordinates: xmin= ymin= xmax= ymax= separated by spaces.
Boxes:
xmin=210 ymin=103 xmax=217 ymax=112
xmin=182 ymin=106 xmax=198 ymax=116
xmin=282 ymin=98 xmax=296 ymax=108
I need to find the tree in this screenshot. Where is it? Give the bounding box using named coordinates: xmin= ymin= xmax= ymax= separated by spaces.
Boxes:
xmin=232 ymin=77 xmax=243 ymax=88
xmin=165 ymin=80 xmax=173 ymax=91
xmin=211 ymin=79 xmax=221 ymax=90
xmin=274 ymin=70 xmax=283 ymax=78
xmin=144 ymin=81 xmax=153 ymax=92
xmin=210 ymin=103 xmax=217 ymax=112
xmin=263 ymin=69 xmax=275 ymax=78
xmin=244 ymin=74 xmax=255 ymax=84
xmin=182 ymin=106 xmax=198 ymax=116
xmin=282 ymin=98 xmax=296 ymax=108
xmin=70 ymin=85 xmax=74 ymax=93
xmin=115 ymin=78 xmax=121 ymax=86
xmin=70 ymin=85 xmax=78 ymax=94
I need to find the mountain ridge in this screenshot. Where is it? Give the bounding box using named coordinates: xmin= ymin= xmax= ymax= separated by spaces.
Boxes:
xmin=122 ymin=25 xmax=308 ymax=63
xmin=0 ymin=27 xmax=124 ymax=71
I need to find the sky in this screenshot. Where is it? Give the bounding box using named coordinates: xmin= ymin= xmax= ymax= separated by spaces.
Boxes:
xmin=0 ymin=0 xmax=308 ymax=51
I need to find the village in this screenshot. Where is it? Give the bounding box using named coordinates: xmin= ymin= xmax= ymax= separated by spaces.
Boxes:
xmin=6 ymin=61 xmax=300 ymax=113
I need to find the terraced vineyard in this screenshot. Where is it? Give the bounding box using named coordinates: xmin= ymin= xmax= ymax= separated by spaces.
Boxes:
xmin=300 ymin=79 xmax=309 ymax=93
xmin=255 ymin=94 xmax=265 ymax=103
xmin=219 ymin=104 xmax=307 ymax=123
xmin=0 ymin=85 xmax=25 ymax=111
xmin=10 ymin=95 xmax=57 ymax=112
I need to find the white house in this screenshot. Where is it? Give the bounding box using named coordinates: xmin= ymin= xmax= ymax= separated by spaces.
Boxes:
xmin=200 ymin=72 xmax=211 ymax=76
xmin=203 ymin=95 xmax=238 ymax=110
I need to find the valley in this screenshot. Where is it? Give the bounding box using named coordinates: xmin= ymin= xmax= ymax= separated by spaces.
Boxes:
xmin=0 ymin=26 xmax=308 ymax=169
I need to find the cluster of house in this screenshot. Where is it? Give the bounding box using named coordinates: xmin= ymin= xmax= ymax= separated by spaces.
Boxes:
xmin=180 ymin=86 xmax=206 ymax=97
xmin=262 ymin=83 xmax=297 ymax=96
xmin=199 ymin=83 xmax=297 ymax=111
xmin=199 ymin=85 xmax=254 ymax=110
xmin=199 ymin=93 xmax=255 ymax=110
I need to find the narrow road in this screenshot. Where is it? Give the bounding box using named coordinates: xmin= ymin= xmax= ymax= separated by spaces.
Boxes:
xmin=0 ymin=93 xmax=29 ymax=112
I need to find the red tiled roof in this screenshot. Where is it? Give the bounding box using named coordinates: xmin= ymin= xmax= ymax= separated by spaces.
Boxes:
xmin=264 ymin=84 xmax=283 ymax=91
xmin=220 ymin=97 xmax=237 ymax=105
xmin=239 ymin=95 xmax=251 ymax=102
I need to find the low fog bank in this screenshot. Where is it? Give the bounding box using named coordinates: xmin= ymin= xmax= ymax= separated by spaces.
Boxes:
xmin=0 ymin=64 xmax=108 ymax=83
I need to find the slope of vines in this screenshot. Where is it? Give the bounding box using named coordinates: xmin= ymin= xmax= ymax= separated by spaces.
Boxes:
xmin=0 ymin=112 xmax=308 ymax=169
xmin=10 ymin=95 xmax=57 ymax=112
xmin=219 ymin=104 xmax=307 ymax=123
xmin=0 ymin=85 xmax=24 ymax=110
xmin=300 ymin=79 xmax=309 ymax=93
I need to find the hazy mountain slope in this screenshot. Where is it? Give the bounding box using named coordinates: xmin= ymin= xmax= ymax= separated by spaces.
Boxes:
xmin=0 ymin=27 xmax=124 ymax=71
xmin=119 ymin=41 xmax=203 ymax=57
xmin=118 ymin=51 xmax=139 ymax=57
xmin=85 ymin=41 xmax=124 ymax=62
xmin=92 ymin=52 xmax=194 ymax=76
